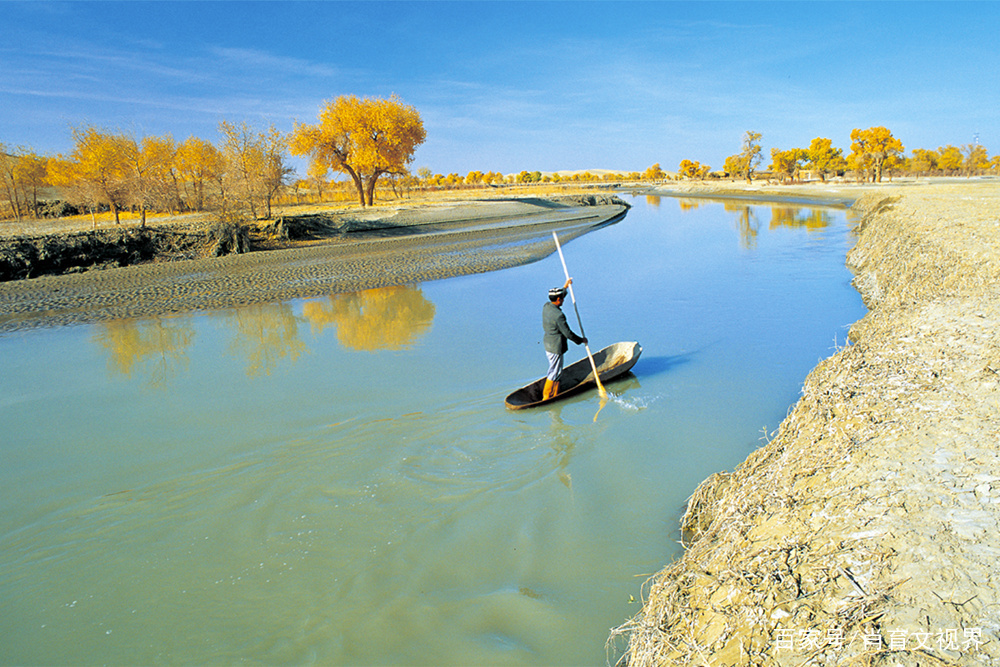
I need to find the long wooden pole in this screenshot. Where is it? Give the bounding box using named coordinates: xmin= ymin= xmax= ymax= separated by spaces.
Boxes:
xmin=552 ymin=232 xmax=607 ymax=399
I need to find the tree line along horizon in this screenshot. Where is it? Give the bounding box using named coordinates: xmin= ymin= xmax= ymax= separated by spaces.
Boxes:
xmin=2 ymin=94 xmax=998 ymax=225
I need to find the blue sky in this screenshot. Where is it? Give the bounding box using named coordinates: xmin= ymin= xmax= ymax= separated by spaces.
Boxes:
xmin=2 ymin=1 xmax=998 ymax=177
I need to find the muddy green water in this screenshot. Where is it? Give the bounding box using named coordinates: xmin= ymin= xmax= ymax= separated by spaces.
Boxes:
xmin=0 ymin=195 xmax=866 ymax=665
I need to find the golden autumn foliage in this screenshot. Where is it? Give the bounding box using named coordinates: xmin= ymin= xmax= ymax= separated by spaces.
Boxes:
xmin=176 ymin=136 xmax=224 ymax=212
xmin=291 ymin=95 xmax=425 ymax=207
xmin=0 ymin=145 xmax=48 ymax=221
xmin=723 ymin=131 xmax=763 ymax=183
xmin=43 ymin=127 xmax=225 ymax=225
xmin=849 ymin=126 xmax=904 ymax=183
xmin=8 ymin=102 xmax=1000 ymax=225
xmin=768 ymin=147 xmax=808 ymax=182
xmin=937 ymin=145 xmax=964 ymax=173
xmin=219 ymin=120 xmax=291 ymax=220
xmin=910 ymin=148 xmax=939 ymax=175
xmin=963 ymin=143 xmax=990 ymax=174
xmin=678 ymin=159 xmax=710 ymax=180
xmin=643 ymin=163 xmax=666 ymax=180
xmin=805 ymin=138 xmax=846 ymax=181
xmin=64 ymin=126 xmax=131 ymax=223
xmin=120 ymin=133 xmax=178 ymax=226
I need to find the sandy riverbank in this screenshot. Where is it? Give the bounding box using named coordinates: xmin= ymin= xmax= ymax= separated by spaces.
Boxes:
xmin=0 ymin=194 xmax=628 ymax=332
xmin=613 ymin=180 xmax=1000 ymax=665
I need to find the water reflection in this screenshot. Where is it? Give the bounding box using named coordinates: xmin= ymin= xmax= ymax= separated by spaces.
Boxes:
xmin=93 ymin=317 xmax=195 ymax=387
xmin=302 ymin=285 xmax=435 ymax=351
xmin=696 ymin=203 xmax=833 ymax=248
xmin=223 ymin=302 xmax=307 ymax=377
xmin=725 ymin=203 xmax=761 ymax=249
xmin=768 ymin=206 xmax=832 ymax=231
xmin=95 ymin=286 xmax=439 ymax=384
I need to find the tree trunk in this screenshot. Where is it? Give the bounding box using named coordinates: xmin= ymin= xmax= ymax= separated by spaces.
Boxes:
xmin=352 ymin=179 xmax=366 ymax=206
xmin=345 ymin=168 xmax=365 ymax=207
xmin=365 ymin=171 xmax=383 ymax=207
xmin=171 ymin=173 xmax=181 ymax=214
xmin=3 ymin=177 xmax=22 ymax=222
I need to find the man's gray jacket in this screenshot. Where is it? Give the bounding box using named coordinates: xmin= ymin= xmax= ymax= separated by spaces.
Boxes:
xmin=542 ymin=301 xmax=584 ymax=354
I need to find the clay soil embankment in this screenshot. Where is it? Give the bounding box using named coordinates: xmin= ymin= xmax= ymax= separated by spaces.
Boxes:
xmin=614 ymin=181 xmax=1000 ymax=666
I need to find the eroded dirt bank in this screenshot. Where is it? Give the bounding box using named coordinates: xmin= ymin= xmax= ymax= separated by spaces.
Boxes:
xmin=614 ymin=182 xmax=1000 ymax=666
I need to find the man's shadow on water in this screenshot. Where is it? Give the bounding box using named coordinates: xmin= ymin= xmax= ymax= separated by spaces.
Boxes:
xmin=631 ymin=351 xmax=696 ymax=379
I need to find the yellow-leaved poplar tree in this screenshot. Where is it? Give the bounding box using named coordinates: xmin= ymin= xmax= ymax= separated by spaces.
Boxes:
xmin=962 ymin=143 xmax=989 ymax=175
xmin=176 ymin=136 xmax=224 ymax=211
xmin=805 ymin=138 xmax=846 ymax=182
xmin=849 ymin=126 xmax=903 ymax=182
xmin=678 ymin=159 xmax=710 ymax=180
xmin=768 ymin=148 xmax=808 ymax=182
xmin=219 ymin=121 xmax=290 ymax=220
xmin=725 ymin=131 xmax=763 ymax=183
xmin=291 ymin=95 xmax=425 ymax=207
xmin=936 ymin=145 xmax=963 ymax=174
xmin=910 ymin=148 xmax=939 ymax=176
xmin=120 ymin=134 xmax=177 ymax=227
xmin=67 ymin=126 xmax=131 ymax=224
xmin=643 ymin=163 xmax=665 ymax=180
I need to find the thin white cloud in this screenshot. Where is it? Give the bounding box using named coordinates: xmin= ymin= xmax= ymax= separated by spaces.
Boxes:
xmin=208 ymin=47 xmax=341 ymax=79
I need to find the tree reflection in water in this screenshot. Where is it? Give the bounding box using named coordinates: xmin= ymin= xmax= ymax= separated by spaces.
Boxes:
xmin=724 ymin=202 xmax=761 ymax=249
xmin=224 ymin=302 xmax=307 ymax=377
xmin=95 ymin=287 xmax=436 ymax=384
xmin=768 ymin=206 xmax=831 ymax=231
xmin=716 ymin=203 xmax=831 ymax=248
xmin=302 ymin=285 xmax=435 ymax=351
xmin=94 ymin=317 xmax=195 ymax=387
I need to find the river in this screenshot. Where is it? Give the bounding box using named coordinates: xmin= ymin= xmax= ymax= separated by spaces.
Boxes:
xmin=0 ymin=193 xmax=866 ymax=665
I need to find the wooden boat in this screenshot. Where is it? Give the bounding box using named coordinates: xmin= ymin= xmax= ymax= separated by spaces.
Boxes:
xmin=504 ymin=341 xmax=642 ymax=410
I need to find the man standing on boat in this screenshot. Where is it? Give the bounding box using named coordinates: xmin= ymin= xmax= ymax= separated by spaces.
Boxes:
xmin=543 ymin=278 xmax=587 ymax=400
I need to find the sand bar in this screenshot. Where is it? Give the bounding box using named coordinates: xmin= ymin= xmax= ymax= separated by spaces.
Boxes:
xmin=0 ymin=195 xmax=628 ymax=332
